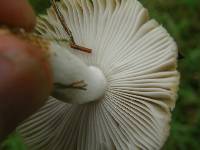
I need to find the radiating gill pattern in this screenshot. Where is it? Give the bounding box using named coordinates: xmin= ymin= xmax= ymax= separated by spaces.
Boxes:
xmin=18 ymin=0 xmax=179 ymax=149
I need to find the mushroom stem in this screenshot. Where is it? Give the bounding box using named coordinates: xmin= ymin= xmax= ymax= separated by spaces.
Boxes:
xmin=49 ymin=43 xmax=107 ymax=104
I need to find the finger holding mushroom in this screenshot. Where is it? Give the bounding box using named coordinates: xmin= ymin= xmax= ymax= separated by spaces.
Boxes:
xmin=0 ymin=0 xmax=52 ymax=141
xmin=0 ymin=34 xmax=52 ymax=141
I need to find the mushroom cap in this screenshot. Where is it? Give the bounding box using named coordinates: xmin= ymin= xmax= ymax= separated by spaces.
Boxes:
xmin=18 ymin=0 xmax=179 ymax=149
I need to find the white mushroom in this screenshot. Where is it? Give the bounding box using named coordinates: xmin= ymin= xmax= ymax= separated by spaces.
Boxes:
xmin=18 ymin=0 xmax=179 ymax=149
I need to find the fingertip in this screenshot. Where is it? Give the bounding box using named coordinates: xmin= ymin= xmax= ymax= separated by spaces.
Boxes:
xmin=0 ymin=33 xmax=52 ymax=140
xmin=0 ymin=0 xmax=36 ymax=31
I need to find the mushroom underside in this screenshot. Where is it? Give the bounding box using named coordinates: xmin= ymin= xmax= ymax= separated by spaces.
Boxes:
xmin=18 ymin=0 xmax=179 ymax=150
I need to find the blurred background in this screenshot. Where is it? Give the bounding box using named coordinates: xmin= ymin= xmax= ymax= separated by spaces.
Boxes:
xmin=1 ymin=0 xmax=200 ymax=149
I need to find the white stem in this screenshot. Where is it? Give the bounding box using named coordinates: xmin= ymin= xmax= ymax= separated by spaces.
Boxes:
xmin=49 ymin=43 xmax=107 ymax=104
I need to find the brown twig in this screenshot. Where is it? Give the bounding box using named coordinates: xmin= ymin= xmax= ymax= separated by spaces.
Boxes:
xmin=51 ymin=0 xmax=92 ymax=53
xmin=70 ymin=43 xmax=92 ymax=53
xmin=54 ymin=80 xmax=87 ymax=90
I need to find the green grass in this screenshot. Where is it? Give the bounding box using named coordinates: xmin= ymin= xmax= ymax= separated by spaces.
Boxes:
xmin=0 ymin=133 xmax=26 ymax=150
xmin=1 ymin=0 xmax=200 ymax=149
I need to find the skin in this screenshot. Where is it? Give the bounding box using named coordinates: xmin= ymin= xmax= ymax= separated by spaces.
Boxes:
xmin=0 ymin=0 xmax=52 ymax=141
xmin=0 ymin=0 xmax=36 ymax=31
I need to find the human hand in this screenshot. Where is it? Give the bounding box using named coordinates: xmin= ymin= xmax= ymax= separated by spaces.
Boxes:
xmin=0 ymin=0 xmax=52 ymax=141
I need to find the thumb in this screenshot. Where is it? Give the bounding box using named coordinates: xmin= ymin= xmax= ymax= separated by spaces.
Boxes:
xmin=0 ymin=33 xmax=52 ymax=141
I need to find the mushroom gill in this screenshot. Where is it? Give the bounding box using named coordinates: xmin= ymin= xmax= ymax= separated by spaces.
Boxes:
xmin=18 ymin=0 xmax=179 ymax=149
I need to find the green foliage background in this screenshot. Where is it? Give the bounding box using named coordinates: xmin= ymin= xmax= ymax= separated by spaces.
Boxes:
xmin=1 ymin=0 xmax=200 ymax=149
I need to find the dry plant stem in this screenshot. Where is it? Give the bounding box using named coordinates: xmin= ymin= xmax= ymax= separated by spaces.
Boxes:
xmin=68 ymin=80 xmax=87 ymax=90
xmin=70 ymin=43 xmax=92 ymax=53
xmin=51 ymin=0 xmax=92 ymax=53
xmin=54 ymin=80 xmax=87 ymax=91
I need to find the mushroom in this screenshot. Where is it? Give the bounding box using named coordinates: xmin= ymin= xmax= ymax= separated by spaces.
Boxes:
xmin=18 ymin=0 xmax=179 ymax=149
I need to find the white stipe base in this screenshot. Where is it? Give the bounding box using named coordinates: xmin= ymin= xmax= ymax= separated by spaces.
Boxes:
xmin=50 ymin=43 xmax=107 ymax=104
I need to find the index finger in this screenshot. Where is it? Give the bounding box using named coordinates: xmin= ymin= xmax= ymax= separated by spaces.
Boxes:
xmin=0 ymin=0 xmax=36 ymax=31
